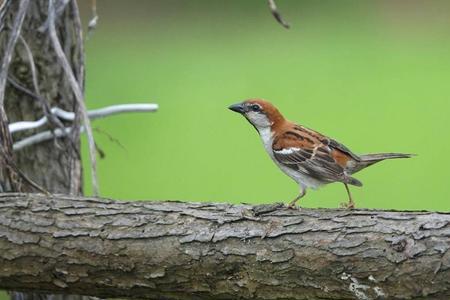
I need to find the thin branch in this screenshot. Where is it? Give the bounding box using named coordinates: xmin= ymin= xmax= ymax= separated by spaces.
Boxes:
xmin=47 ymin=0 xmax=99 ymax=196
xmin=0 ymin=0 xmax=30 ymax=109
xmin=14 ymin=126 xmax=75 ymax=151
xmin=6 ymin=75 xmax=66 ymax=150
xmin=12 ymin=104 xmax=157 ymax=151
xmin=267 ymin=0 xmax=290 ymax=29
xmin=7 ymin=74 xmax=40 ymax=99
xmin=0 ymin=0 xmax=10 ymax=33
xmin=9 ymin=103 xmax=158 ymax=134
xmin=94 ymin=127 xmax=127 ymax=153
xmin=0 ymin=147 xmax=49 ymax=194
xmin=37 ymin=0 xmax=70 ymax=33
xmin=18 ymin=35 xmax=68 ymax=134
xmin=17 ymin=33 xmax=84 ymax=162
xmin=18 ymin=36 xmax=40 ymax=100
xmin=69 ymin=0 xmax=86 ymax=194
xmin=0 ymin=0 xmax=8 ymax=13
xmin=87 ymin=0 xmax=98 ymax=37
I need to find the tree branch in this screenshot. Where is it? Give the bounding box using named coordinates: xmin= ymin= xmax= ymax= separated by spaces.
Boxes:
xmin=87 ymin=0 xmax=98 ymax=37
xmin=267 ymin=0 xmax=290 ymax=29
xmin=9 ymin=104 xmax=158 ymax=134
xmin=47 ymin=0 xmax=99 ymax=196
xmin=11 ymin=104 xmax=158 ymax=151
xmin=0 ymin=0 xmax=30 ymax=109
xmin=12 ymin=127 xmax=77 ymax=151
xmin=17 ymin=34 xmax=73 ymax=150
xmin=0 ymin=193 xmax=448 ymax=300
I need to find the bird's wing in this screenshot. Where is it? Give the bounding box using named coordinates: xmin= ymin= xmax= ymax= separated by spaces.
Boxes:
xmin=326 ymin=138 xmax=360 ymax=161
xmin=272 ymin=124 xmax=361 ymax=185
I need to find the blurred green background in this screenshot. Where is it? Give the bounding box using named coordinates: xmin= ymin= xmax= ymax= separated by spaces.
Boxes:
xmin=78 ymin=0 xmax=449 ymax=211
xmin=2 ymin=0 xmax=450 ymax=299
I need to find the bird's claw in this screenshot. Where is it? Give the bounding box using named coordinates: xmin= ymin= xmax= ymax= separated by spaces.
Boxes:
xmin=340 ymin=202 xmax=355 ymax=209
xmin=286 ymin=203 xmax=302 ymax=210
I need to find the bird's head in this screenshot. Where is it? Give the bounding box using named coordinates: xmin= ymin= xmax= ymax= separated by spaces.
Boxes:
xmin=228 ymin=99 xmax=284 ymax=130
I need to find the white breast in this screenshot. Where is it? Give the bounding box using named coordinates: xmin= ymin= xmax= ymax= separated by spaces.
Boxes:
xmin=257 ymin=127 xmax=274 ymax=154
xmin=257 ymin=127 xmax=324 ymax=190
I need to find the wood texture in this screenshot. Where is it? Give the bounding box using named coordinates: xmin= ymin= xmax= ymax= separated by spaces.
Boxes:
xmin=1 ymin=1 xmax=89 ymax=300
xmin=0 ymin=193 xmax=449 ymax=300
xmin=4 ymin=0 xmax=83 ymax=193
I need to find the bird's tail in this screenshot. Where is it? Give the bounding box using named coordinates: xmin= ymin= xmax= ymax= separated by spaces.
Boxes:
xmin=350 ymin=152 xmax=414 ymax=174
xmin=359 ymin=153 xmax=414 ymax=162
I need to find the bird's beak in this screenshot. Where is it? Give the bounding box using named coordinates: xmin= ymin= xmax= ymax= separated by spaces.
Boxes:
xmin=228 ymin=102 xmax=246 ymax=114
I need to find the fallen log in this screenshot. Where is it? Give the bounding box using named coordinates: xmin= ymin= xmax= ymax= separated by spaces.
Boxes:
xmin=0 ymin=193 xmax=448 ymax=300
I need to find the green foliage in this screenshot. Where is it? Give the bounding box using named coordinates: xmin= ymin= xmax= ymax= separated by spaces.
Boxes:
xmin=78 ymin=0 xmax=450 ymax=211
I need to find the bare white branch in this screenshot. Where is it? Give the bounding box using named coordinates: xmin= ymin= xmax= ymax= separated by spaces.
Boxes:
xmin=12 ymin=103 xmax=158 ymax=151
xmin=47 ymin=0 xmax=99 ymax=196
xmin=9 ymin=103 xmax=158 ymax=134
xmin=13 ymin=127 xmax=74 ymax=151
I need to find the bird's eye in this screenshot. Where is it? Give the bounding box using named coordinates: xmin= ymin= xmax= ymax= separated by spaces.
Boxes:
xmin=251 ymin=104 xmax=261 ymax=111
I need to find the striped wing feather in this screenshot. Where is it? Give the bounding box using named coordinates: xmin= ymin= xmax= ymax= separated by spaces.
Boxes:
xmin=272 ymin=125 xmax=362 ymax=186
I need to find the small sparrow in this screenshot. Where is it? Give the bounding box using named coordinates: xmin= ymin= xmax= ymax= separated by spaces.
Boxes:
xmin=229 ymin=99 xmax=412 ymax=208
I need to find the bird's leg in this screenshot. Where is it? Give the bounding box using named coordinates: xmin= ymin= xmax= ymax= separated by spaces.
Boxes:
xmin=287 ymin=187 xmax=306 ymax=209
xmin=341 ymin=183 xmax=355 ymax=209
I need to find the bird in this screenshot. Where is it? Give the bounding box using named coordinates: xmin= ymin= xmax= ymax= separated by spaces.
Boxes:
xmin=228 ymin=99 xmax=413 ymax=209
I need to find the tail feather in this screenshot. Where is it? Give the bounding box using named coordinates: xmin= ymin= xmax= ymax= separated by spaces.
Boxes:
xmin=359 ymin=153 xmax=414 ymax=162
xmin=349 ymin=152 xmax=414 ymax=175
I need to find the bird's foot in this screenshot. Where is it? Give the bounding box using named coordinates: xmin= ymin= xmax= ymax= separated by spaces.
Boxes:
xmin=340 ymin=202 xmax=355 ymax=209
xmin=287 ymin=203 xmax=302 ymax=210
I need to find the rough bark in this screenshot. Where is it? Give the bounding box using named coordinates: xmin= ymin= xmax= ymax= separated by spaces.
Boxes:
xmin=0 ymin=193 xmax=449 ymax=300
xmin=1 ymin=1 xmax=89 ymax=300
xmin=3 ymin=0 xmax=83 ymax=193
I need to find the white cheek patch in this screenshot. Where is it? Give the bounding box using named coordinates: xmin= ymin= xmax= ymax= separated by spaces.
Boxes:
xmin=246 ymin=112 xmax=271 ymax=128
xmin=274 ymin=147 xmax=300 ymax=155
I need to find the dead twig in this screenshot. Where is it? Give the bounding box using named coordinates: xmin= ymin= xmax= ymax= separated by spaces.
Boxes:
xmin=47 ymin=0 xmax=99 ymax=196
xmin=94 ymin=127 xmax=127 ymax=154
xmin=87 ymin=0 xmax=98 ymax=37
xmin=267 ymin=0 xmax=290 ymax=29
xmin=12 ymin=103 xmax=158 ymax=150
xmin=0 ymin=0 xmax=11 ymax=33
xmin=37 ymin=0 xmax=70 ymax=33
xmin=0 ymin=0 xmax=30 ymax=109
xmin=18 ymin=35 xmax=69 ymax=138
xmin=7 ymin=74 xmax=40 ymax=99
xmin=69 ymin=0 xmax=85 ymax=195
xmin=9 ymin=104 xmax=158 ymax=134
xmin=14 ymin=126 xmax=75 ymax=151
xmin=0 ymin=147 xmax=49 ymax=194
